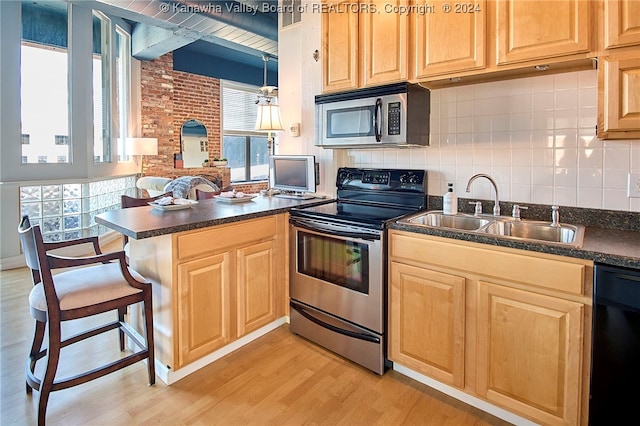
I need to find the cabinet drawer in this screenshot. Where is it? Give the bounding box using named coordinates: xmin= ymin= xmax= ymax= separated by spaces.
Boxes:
xmin=177 ymin=216 xmax=278 ymax=260
xmin=390 ymin=231 xmax=589 ymax=296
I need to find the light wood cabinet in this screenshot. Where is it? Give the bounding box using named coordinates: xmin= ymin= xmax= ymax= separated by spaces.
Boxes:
xmin=360 ymin=0 xmax=408 ymax=86
xmin=597 ymin=0 xmax=640 ymax=139
xmin=411 ymin=0 xmax=486 ymax=79
xmin=598 ymin=52 xmax=640 ymax=139
xmin=388 ymin=230 xmax=593 ymax=425
xmin=389 ymin=262 xmax=465 ymax=388
xmin=322 ymin=0 xmax=407 ymax=92
xmin=236 ymin=240 xmax=278 ymax=337
xmin=130 ymin=214 xmax=288 ymax=373
xmin=603 ymin=0 xmax=640 ymax=49
xmin=322 ymin=0 xmax=359 ymax=91
xmin=477 ymin=281 xmax=584 ymax=425
xmin=495 ymin=0 xmax=591 ymax=66
xmin=177 ymin=252 xmax=231 ymax=367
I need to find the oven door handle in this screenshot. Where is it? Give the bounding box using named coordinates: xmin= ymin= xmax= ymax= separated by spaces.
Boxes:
xmin=291 ymin=302 xmax=381 ymax=344
xmin=290 ymin=219 xmax=381 ymax=241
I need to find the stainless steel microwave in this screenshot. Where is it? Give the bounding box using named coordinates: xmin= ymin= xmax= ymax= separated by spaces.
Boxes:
xmin=315 ymin=83 xmax=430 ymax=149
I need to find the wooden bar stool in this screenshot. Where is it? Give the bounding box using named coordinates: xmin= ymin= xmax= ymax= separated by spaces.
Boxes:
xmin=18 ymin=216 xmax=155 ymax=425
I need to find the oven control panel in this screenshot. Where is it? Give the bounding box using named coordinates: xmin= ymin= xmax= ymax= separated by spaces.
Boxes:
xmin=362 ymin=171 xmax=390 ymax=185
xmin=337 ymin=167 xmax=426 ymax=192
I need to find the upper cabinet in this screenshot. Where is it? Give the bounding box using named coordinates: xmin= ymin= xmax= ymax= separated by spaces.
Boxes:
xmin=597 ymin=52 xmax=640 ymax=139
xmin=411 ymin=0 xmax=486 ymax=79
xmin=603 ymin=0 xmax=640 ymax=49
xmin=360 ymin=0 xmax=408 ymax=86
xmin=598 ymin=0 xmax=640 ymax=139
xmin=495 ymin=0 xmax=592 ymax=65
xmin=322 ymin=0 xmax=408 ymax=92
xmin=322 ymin=1 xmax=359 ymax=92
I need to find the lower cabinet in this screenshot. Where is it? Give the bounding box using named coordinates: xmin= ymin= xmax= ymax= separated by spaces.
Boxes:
xmin=388 ymin=230 xmax=593 ymax=426
xmin=175 ymin=216 xmax=286 ymax=368
xmin=133 ymin=214 xmax=288 ymax=372
xmin=177 ymin=252 xmax=231 ymax=367
xmin=476 ymin=281 xmax=585 ymax=425
xmin=389 ymin=262 xmax=465 ymax=388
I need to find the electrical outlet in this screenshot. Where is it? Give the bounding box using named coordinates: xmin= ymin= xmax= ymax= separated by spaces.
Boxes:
xmin=628 ymin=173 xmax=640 ymax=198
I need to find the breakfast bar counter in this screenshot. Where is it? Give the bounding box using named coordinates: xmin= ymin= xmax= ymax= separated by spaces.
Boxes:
xmin=95 ymin=195 xmax=329 ymax=240
xmin=95 ymin=195 xmax=330 ymax=385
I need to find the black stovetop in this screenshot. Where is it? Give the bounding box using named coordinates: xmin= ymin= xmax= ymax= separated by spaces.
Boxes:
xmin=290 ymin=167 xmax=427 ymax=229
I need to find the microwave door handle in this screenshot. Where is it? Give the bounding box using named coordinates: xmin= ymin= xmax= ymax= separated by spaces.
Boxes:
xmin=374 ymin=98 xmax=382 ymax=142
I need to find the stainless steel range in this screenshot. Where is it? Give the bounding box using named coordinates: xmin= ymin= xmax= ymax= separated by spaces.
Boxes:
xmin=288 ymin=167 xmax=427 ymax=374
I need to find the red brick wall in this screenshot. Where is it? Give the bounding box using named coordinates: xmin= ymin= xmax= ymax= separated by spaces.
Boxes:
xmin=139 ymin=53 xmax=267 ymax=194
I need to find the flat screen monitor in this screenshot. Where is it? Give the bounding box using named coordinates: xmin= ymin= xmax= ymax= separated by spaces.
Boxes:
xmin=269 ymin=155 xmax=317 ymax=199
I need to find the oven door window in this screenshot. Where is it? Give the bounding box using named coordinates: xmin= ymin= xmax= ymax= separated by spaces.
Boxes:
xmin=326 ymin=106 xmax=375 ymax=139
xmin=297 ymin=230 xmax=369 ymax=294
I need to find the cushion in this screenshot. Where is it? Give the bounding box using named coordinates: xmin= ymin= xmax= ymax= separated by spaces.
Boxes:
xmin=29 ymin=262 xmax=146 ymax=314
xmin=163 ymin=176 xmax=220 ymax=199
xmin=136 ymin=177 xmax=173 ymax=196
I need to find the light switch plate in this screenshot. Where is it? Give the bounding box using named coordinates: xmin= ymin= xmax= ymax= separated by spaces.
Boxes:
xmin=628 ymin=173 xmax=640 ymax=198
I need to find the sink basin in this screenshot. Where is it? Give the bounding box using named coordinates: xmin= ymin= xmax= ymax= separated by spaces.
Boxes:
xmin=397 ymin=210 xmax=585 ymax=247
xmin=480 ymin=220 xmax=585 ymax=247
xmin=401 ymin=211 xmax=492 ymax=231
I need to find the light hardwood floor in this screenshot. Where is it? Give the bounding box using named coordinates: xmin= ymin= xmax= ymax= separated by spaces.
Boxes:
xmin=1 ymin=239 xmax=511 ymax=426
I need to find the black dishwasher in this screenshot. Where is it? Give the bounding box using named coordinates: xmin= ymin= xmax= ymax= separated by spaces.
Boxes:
xmin=590 ymin=263 xmax=640 ymax=425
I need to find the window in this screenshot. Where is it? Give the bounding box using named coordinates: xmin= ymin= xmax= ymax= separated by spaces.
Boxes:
xmin=92 ymin=14 xmax=130 ymax=163
xmin=54 ymin=135 xmax=69 ymax=145
xmin=115 ymin=26 xmax=130 ymax=161
xmin=222 ymin=81 xmax=271 ymax=183
xmin=93 ymin=11 xmax=111 ymax=163
xmin=20 ymin=2 xmax=70 ymax=164
xmin=19 ymin=2 xmax=131 ymax=167
xmin=281 ymin=0 xmax=302 ymax=27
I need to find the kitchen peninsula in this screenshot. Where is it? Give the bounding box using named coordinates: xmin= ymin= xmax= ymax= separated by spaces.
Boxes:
xmin=96 ymin=195 xmax=327 ymax=384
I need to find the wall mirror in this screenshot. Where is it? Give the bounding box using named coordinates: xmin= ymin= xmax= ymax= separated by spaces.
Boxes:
xmin=181 ymin=119 xmax=209 ymax=168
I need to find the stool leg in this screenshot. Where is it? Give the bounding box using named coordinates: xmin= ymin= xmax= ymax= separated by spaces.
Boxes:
xmin=27 ymin=320 xmax=46 ymax=394
xmin=118 ymin=307 xmax=126 ymax=351
xmin=143 ymin=296 xmax=155 ymax=385
xmin=38 ymin=321 xmax=61 ymax=426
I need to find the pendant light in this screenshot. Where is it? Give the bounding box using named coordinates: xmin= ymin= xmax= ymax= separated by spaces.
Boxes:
xmin=254 ymin=54 xmax=283 ymax=155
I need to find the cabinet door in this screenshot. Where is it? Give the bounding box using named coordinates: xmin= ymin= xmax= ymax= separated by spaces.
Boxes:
xmin=176 ymin=252 xmax=231 ymax=368
xmin=604 ymin=0 xmax=640 ymax=49
xmin=412 ymin=0 xmax=486 ymax=79
xmin=599 ymin=54 xmax=640 ymax=136
xmin=322 ymin=0 xmax=359 ymax=92
xmin=495 ymin=0 xmax=591 ymax=65
xmin=360 ymin=0 xmax=408 ymax=86
xmin=236 ymin=240 xmax=277 ymax=337
xmin=389 ymin=262 xmax=465 ymax=388
xmin=476 ymin=281 xmax=584 ymax=425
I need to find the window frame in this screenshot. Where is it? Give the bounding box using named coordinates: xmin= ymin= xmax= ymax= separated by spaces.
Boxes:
xmin=221 ymin=80 xmax=273 ymax=184
xmin=8 ymin=1 xmax=135 ymax=181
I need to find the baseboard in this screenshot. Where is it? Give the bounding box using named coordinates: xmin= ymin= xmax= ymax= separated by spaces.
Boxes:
xmin=156 ymin=317 xmax=288 ymax=385
xmin=392 ymin=363 xmax=539 ymax=426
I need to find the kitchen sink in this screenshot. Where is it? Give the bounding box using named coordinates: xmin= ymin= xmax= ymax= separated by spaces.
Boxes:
xmin=403 ymin=211 xmax=492 ymax=231
xmin=397 ymin=211 xmax=585 ymax=247
xmin=479 ymin=220 xmax=584 ymax=246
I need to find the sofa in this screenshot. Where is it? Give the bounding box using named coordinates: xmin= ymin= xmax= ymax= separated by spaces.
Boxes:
xmin=137 ymin=176 xmax=221 ymax=199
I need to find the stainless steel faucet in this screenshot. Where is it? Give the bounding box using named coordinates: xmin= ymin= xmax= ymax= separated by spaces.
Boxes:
xmin=551 ymin=205 xmax=560 ymax=227
xmin=465 ymin=173 xmax=500 ymax=216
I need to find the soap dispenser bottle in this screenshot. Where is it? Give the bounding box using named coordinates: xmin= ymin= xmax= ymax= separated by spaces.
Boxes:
xmin=443 ymin=183 xmax=458 ymax=215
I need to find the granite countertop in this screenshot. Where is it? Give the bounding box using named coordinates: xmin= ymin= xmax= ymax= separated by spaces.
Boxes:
xmin=96 ymin=195 xmax=330 ymax=240
xmin=389 ymin=221 xmax=640 ymax=270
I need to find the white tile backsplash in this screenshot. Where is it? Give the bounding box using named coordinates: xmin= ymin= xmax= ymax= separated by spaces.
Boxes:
xmin=347 ymin=70 xmax=640 ymax=212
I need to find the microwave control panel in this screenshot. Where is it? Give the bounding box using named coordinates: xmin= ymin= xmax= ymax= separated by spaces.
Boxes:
xmin=387 ymin=102 xmax=401 ymax=135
